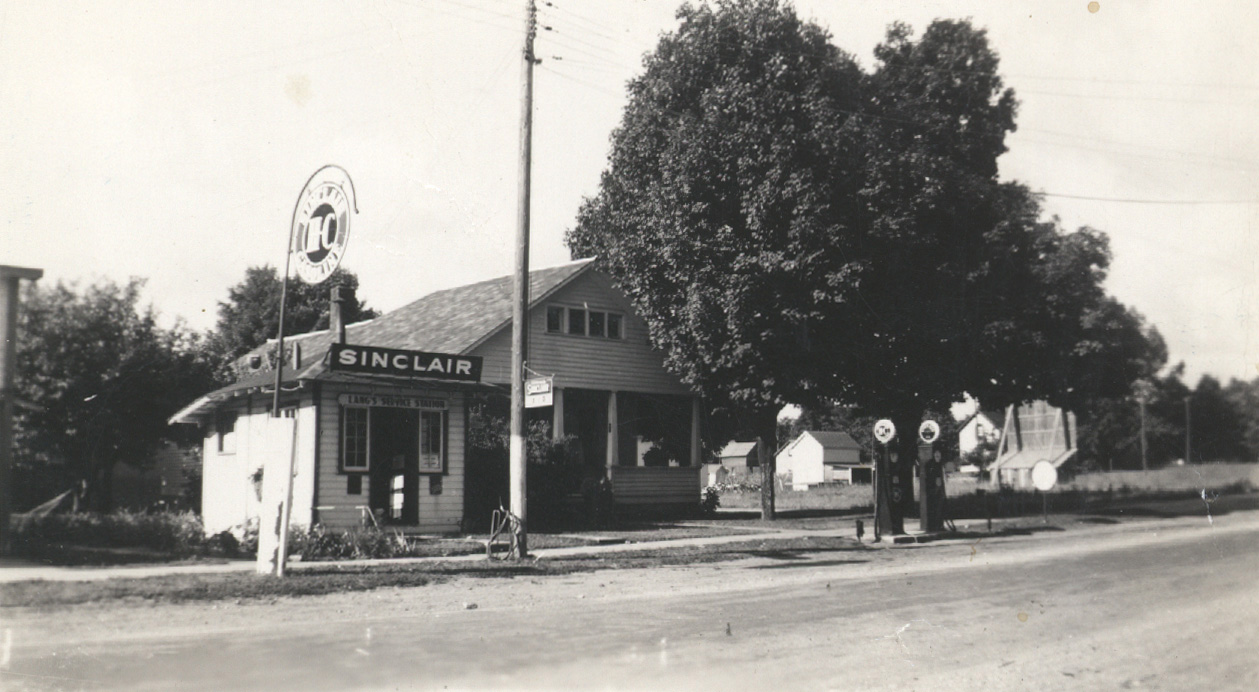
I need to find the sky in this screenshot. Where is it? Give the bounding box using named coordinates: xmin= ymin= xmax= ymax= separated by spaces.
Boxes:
xmin=3 ymin=0 xmax=1257 ymax=387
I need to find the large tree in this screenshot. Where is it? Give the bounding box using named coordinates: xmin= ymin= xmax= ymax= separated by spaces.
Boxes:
xmin=13 ymin=278 xmax=217 ymax=511
xmin=568 ymin=3 xmax=1161 ymax=518
xmin=567 ymin=0 xmax=866 ymax=515
xmin=210 ymin=265 xmax=378 ymax=367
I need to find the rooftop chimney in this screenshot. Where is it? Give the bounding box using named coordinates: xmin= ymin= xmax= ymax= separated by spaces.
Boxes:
xmin=329 ymin=286 xmax=352 ymax=344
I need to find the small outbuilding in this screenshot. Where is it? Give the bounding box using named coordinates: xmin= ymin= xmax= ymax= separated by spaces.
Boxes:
xmin=775 ymin=430 xmax=869 ymax=490
xmin=702 ymin=440 xmax=761 ymax=487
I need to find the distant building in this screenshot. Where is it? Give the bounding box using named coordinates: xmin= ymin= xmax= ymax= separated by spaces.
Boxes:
xmin=703 ymin=440 xmax=760 ymax=487
xmin=989 ymin=401 xmax=1078 ymax=489
xmin=957 ymin=408 xmax=1005 ymax=458
xmin=776 ymin=431 xmax=868 ymax=490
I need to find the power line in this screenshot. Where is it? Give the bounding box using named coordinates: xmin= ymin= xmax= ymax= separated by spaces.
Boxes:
xmin=1039 ymin=192 xmax=1256 ymax=205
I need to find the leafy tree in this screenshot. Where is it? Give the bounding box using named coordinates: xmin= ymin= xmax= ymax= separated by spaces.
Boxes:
xmin=13 ymin=278 xmax=217 ymax=511
xmin=568 ymin=4 xmax=1162 ymax=518
xmin=1074 ymin=315 xmax=1171 ymax=470
xmin=567 ymin=0 xmax=866 ymax=516
xmin=210 ymin=266 xmax=378 ymax=367
xmin=1190 ymin=375 xmax=1250 ymax=462
xmin=1223 ymin=377 xmax=1259 ymax=460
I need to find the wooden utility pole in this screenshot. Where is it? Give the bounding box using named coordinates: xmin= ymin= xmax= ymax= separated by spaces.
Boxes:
xmin=0 ymin=265 xmax=43 ymax=557
xmin=509 ymin=0 xmax=538 ymax=557
xmin=1184 ymin=396 xmax=1192 ymax=464
xmin=1138 ymin=398 xmax=1148 ymax=472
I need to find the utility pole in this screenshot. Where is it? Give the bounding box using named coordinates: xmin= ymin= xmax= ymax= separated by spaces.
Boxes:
xmin=509 ymin=0 xmax=538 ymax=558
xmin=1184 ymin=396 xmax=1192 ymax=464
xmin=0 ymin=266 xmax=43 ymax=557
xmin=1138 ymin=397 xmax=1148 ymax=472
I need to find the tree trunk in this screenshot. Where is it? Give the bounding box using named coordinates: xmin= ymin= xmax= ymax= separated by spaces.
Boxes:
xmin=890 ymin=408 xmax=925 ymax=530
xmin=751 ymin=409 xmax=778 ymax=521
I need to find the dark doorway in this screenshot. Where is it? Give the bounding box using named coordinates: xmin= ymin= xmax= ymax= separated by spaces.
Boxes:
xmin=369 ymin=407 xmax=419 ymax=525
xmin=562 ymin=388 xmax=608 ymax=473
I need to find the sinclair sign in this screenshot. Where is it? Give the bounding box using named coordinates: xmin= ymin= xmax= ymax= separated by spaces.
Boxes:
xmin=328 ymin=344 xmax=482 ymax=383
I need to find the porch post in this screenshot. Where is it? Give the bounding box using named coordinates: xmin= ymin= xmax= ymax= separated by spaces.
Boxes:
xmin=551 ymin=387 xmax=564 ymax=439
xmin=606 ymin=390 xmax=619 ymax=468
xmin=690 ymin=397 xmax=702 ymax=467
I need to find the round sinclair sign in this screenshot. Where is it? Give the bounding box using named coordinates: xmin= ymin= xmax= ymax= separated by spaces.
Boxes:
xmin=918 ymin=420 xmax=941 ymax=445
xmin=292 ymin=166 xmax=356 ymax=284
xmin=873 ymin=419 xmax=897 ymax=445
xmin=1031 ymin=460 xmax=1059 ymax=492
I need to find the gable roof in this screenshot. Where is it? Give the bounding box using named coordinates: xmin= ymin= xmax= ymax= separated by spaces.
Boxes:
xmin=171 ymin=259 xmax=595 ymax=424
xmin=804 ymin=431 xmax=861 ymax=449
xmin=779 ymin=430 xmax=862 ymax=457
xmin=241 ymin=257 xmax=596 ymax=371
xmin=719 ymin=441 xmax=758 ymax=459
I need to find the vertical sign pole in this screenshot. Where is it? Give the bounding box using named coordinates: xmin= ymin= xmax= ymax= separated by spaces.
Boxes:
xmin=509 ymin=0 xmax=538 ymax=558
xmin=1184 ymin=396 xmax=1192 ymax=464
xmin=268 ymin=186 xmax=301 ymax=576
xmin=0 ymin=267 xmax=42 ymax=556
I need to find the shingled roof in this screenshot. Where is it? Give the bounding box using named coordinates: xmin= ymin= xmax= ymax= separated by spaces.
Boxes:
xmin=240 ymin=257 xmax=596 ymax=370
xmin=172 ymin=259 xmax=595 ymax=424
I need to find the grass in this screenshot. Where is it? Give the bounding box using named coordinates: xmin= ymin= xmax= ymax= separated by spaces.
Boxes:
xmin=0 ymin=535 xmax=867 ymax=608
xmin=715 ymin=462 xmax=1258 ymax=513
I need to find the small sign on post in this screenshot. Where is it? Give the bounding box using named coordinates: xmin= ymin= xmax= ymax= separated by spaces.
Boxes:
xmin=524 ymin=377 xmax=553 ymax=408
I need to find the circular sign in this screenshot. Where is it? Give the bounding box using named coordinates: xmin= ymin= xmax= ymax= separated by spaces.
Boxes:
xmin=918 ymin=420 xmax=941 ymax=444
xmin=1031 ymin=460 xmax=1058 ymax=492
xmin=873 ymin=419 xmax=896 ymax=444
xmin=292 ymin=166 xmax=357 ymax=284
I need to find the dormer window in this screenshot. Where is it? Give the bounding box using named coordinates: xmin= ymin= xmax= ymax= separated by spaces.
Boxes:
xmin=545 ymin=305 xmax=624 ymax=339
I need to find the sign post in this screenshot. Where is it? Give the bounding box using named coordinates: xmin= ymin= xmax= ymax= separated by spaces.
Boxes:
xmin=0 ymin=266 xmax=42 ymax=556
xmin=267 ymin=166 xmax=357 ymax=577
xmin=1031 ymin=460 xmax=1058 ymax=524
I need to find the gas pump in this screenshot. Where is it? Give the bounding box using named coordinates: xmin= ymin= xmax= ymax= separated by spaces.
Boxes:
xmin=917 ymin=420 xmax=945 ymax=533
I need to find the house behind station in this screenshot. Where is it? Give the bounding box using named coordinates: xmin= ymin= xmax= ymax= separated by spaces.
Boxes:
xmin=775 ymin=430 xmax=868 ymax=490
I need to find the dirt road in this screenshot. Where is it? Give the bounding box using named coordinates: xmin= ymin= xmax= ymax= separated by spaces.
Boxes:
xmin=3 ymin=509 xmax=1257 ymax=691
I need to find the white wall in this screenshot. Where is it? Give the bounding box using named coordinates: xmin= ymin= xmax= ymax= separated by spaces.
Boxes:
xmin=777 ymin=436 xmax=825 ymax=490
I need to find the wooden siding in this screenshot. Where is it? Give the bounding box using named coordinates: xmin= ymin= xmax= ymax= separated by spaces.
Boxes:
xmin=609 ymin=466 xmax=701 ymax=506
xmin=473 ymin=270 xmax=692 ymax=395
xmin=200 ymin=391 xmax=315 ymax=534
xmin=313 ymin=383 xmax=466 ymax=533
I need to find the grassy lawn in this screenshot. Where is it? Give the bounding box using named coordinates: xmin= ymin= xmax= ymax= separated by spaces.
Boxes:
xmin=715 ymin=462 xmax=1258 ymax=514
xmin=0 ymin=535 xmax=867 ymax=608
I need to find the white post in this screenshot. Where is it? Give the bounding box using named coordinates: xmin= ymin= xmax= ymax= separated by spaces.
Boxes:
xmin=606 ymin=391 xmax=619 ymax=469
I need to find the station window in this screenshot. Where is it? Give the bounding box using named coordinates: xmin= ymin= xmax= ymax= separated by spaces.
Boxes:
xmin=342 ymin=407 xmax=370 ymax=471
xmin=419 ymin=410 xmax=444 ymax=473
xmin=567 ymin=308 xmax=586 ymax=335
xmin=546 ymin=305 xmax=623 ymax=340
xmin=546 ymin=305 xmax=564 ymax=333
xmin=215 ymin=412 xmax=237 ymax=454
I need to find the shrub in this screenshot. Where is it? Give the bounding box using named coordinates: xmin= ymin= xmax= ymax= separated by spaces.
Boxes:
xmin=700 ymin=487 xmax=720 ymax=516
xmin=11 ymin=510 xmax=211 ymax=558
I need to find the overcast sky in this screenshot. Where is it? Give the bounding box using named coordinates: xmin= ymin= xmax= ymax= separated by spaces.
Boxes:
xmin=3 ymin=0 xmax=1256 ymax=386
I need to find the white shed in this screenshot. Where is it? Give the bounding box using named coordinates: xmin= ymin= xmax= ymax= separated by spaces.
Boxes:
xmin=775 ymin=431 xmax=868 ymax=490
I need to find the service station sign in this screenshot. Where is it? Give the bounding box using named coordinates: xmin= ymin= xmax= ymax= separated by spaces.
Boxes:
xmin=328 ymin=343 xmax=482 ymax=383
xmin=292 ymin=166 xmax=356 ymax=284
